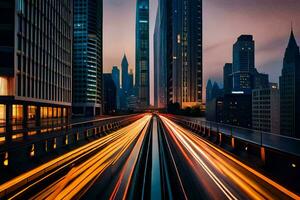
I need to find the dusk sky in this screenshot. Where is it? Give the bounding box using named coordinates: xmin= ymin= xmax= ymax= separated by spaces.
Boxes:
xmin=103 ymin=0 xmax=300 ymax=104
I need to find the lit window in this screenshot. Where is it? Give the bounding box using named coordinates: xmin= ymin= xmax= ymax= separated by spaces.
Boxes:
xmin=12 ymin=105 xmax=23 ymax=123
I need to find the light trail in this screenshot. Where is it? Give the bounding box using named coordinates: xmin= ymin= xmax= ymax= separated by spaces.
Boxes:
xmin=160 ymin=116 xmax=300 ymax=200
xmin=1 ymin=115 xmax=151 ymax=199
xmin=37 ymin=115 xmax=152 ymax=200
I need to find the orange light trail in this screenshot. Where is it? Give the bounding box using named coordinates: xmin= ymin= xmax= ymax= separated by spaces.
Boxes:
xmin=1 ymin=115 xmax=151 ymax=199
xmin=160 ymin=115 xmax=300 ymax=200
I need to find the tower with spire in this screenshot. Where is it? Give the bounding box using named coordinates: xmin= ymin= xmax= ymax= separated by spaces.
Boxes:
xmin=279 ymin=27 xmax=300 ymax=138
xmin=121 ymin=54 xmax=129 ymax=93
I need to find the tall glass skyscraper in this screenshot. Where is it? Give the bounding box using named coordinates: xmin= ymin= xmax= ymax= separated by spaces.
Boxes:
xmin=73 ymin=0 xmax=103 ymax=117
xmin=232 ymin=35 xmax=255 ymax=94
xmin=172 ymin=0 xmax=203 ymax=108
xmin=0 ymin=0 xmax=72 ymax=140
xmin=280 ymin=29 xmax=300 ymax=138
xmin=136 ymin=0 xmax=150 ymax=108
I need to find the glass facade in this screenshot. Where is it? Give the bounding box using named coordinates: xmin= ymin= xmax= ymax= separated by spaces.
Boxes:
xmin=172 ymin=0 xmax=203 ymax=107
xmin=0 ymin=0 xmax=72 ymax=139
xmin=73 ymin=0 xmax=103 ymax=116
xmin=136 ymin=0 xmax=150 ymax=107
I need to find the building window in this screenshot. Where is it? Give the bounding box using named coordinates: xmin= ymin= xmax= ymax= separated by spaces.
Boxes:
xmin=28 ymin=106 xmax=37 ymax=120
xmin=0 ymin=104 xmax=6 ymax=125
xmin=41 ymin=107 xmax=48 ymax=119
xmin=12 ymin=105 xmax=23 ymax=124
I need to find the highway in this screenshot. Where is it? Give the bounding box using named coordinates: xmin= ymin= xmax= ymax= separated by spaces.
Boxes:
xmin=0 ymin=114 xmax=299 ymax=199
xmin=159 ymin=115 xmax=300 ymax=200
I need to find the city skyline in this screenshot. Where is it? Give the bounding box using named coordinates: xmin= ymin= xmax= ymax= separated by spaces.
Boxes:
xmin=0 ymin=1 xmax=300 ymax=198
xmin=103 ymin=0 xmax=300 ymax=103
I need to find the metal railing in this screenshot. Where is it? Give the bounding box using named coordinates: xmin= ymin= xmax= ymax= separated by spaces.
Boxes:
xmin=166 ymin=115 xmax=300 ymax=157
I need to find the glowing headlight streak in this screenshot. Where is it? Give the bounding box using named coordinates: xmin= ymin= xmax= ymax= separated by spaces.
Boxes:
xmin=160 ymin=116 xmax=300 ymax=200
xmin=161 ymin=116 xmax=238 ymax=200
xmin=1 ymin=115 xmax=151 ymax=199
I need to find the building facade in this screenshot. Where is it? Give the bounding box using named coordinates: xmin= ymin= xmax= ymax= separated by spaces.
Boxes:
xmin=154 ymin=0 xmax=168 ymax=109
xmin=112 ymin=66 xmax=120 ymax=109
xmin=73 ymin=0 xmax=103 ymax=117
xmin=103 ymin=74 xmax=116 ymax=114
xmin=223 ymin=94 xmax=252 ymax=129
xmin=280 ymin=29 xmax=300 ymax=138
xmin=232 ymin=35 xmax=255 ymax=94
xmin=172 ymin=0 xmax=203 ymax=108
xmin=0 ymin=0 xmax=72 ymax=140
xmin=252 ymin=84 xmax=280 ymax=134
xmin=136 ymin=0 xmax=150 ymax=108
xmin=121 ymin=54 xmax=129 ymax=94
xmin=223 ymin=63 xmax=233 ymax=95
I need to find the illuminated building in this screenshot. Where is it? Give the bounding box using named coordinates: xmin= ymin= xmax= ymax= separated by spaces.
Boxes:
xmin=136 ymin=0 xmax=150 ymax=108
xmin=154 ymin=0 xmax=203 ymax=109
xmin=72 ymin=0 xmax=103 ymax=116
xmin=0 ymin=0 xmax=72 ymax=139
xmin=280 ymin=28 xmax=300 ymax=138
xmin=172 ymin=0 xmax=203 ymax=108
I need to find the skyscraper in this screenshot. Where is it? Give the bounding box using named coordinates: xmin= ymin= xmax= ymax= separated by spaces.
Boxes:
xmin=206 ymin=80 xmax=213 ymax=102
xmin=112 ymin=66 xmax=120 ymax=109
xmin=128 ymin=69 xmax=134 ymax=94
xmin=232 ymin=35 xmax=255 ymax=94
xmin=121 ymin=54 xmax=129 ymax=94
xmin=172 ymin=0 xmax=203 ymax=108
xmin=154 ymin=0 xmax=168 ymax=109
xmin=252 ymin=83 xmax=280 ymax=134
xmin=103 ymin=74 xmax=117 ymax=114
xmin=0 ymin=0 xmax=72 ymax=139
xmin=73 ymin=0 xmax=103 ymax=117
xmin=136 ymin=0 xmax=150 ymax=108
xmin=112 ymin=66 xmax=120 ymax=90
xmin=280 ymin=29 xmax=300 ymax=138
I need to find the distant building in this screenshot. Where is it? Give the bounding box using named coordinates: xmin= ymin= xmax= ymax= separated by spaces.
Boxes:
xmin=232 ymin=35 xmax=255 ymax=94
xmin=223 ymin=93 xmax=252 ymax=129
xmin=103 ymin=74 xmax=117 ymax=114
xmin=0 ymin=0 xmax=72 ymax=139
xmin=232 ymin=35 xmax=269 ymax=94
xmin=112 ymin=66 xmax=120 ymax=109
xmin=73 ymin=0 xmax=103 ymax=117
xmin=280 ymin=28 xmax=300 ymax=138
xmin=206 ymin=81 xmax=224 ymax=122
xmin=253 ymin=69 xmax=269 ymax=89
xmin=136 ymin=0 xmax=150 ymax=108
xmin=252 ymin=83 xmax=280 ymax=134
xmin=122 ymin=54 xmax=130 ymax=94
xmin=206 ymin=97 xmax=224 ymax=123
xmin=128 ymin=69 xmax=134 ymax=94
xmin=206 ymin=80 xmax=213 ymax=102
xmin=223 ymin=63 xmax=233 ymax=94
xmin=127 ymin=95 xmax=139 ymax=111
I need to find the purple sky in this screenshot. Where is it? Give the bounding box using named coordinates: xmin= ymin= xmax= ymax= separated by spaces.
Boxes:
xmin=103 ymin=0 xmax=300 ymax=104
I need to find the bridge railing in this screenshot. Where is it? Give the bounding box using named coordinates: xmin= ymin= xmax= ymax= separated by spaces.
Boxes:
xmin=165 ymin=114 xmax=300 ymax=158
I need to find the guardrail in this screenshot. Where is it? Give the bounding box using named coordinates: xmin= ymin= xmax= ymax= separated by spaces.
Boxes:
xmin=164 ymin=114 xmax=300 ymax=158
xmin=0 ymin=114 xmax=144 ymax=168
